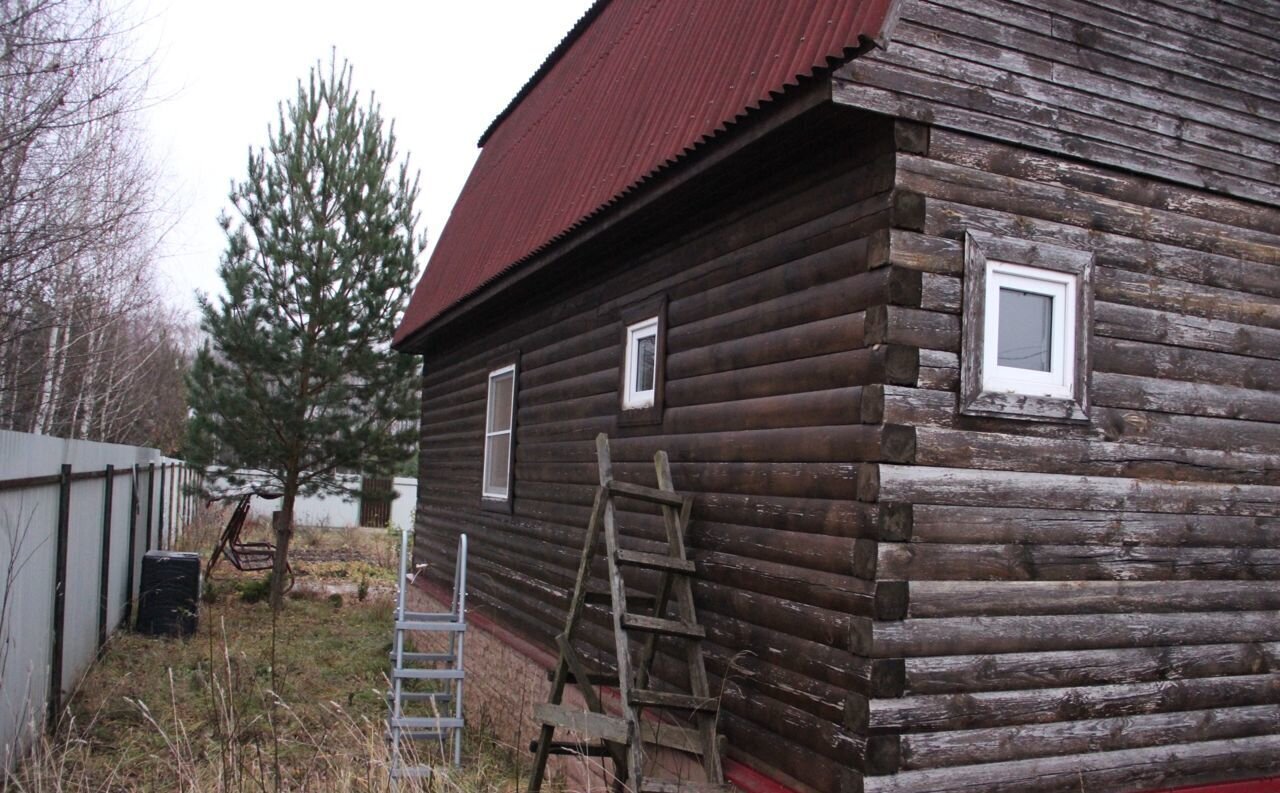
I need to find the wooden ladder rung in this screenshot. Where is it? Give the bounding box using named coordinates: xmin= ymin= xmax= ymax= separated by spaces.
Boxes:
xmin=528 ymin=739 xmax=615 ymax=757
xmin=534 ymin=703 xmax=630 ymax=743
xmin=630 ymin=688 xmax=717 ymax=712
xmin=640 ymin=782 xmax=735 ymax=793
xmin=623 ymin=613 xmax=705 ymax=639
xmin=545 ymin=667 xmax=619 ymax=686
xmin=607 ymin=480 xmax=686 ymax=507
xmin=615 ymin=549 xmax=696 ymax=574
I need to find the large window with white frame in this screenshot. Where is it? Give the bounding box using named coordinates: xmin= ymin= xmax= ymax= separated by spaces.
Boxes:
xmin=961 ymin=231 xmax=1093 ymax=422
xmin=482 ymin=363 xmax=516 ymax=501
xmin=623 ymin=317 xmax=658 ymax=410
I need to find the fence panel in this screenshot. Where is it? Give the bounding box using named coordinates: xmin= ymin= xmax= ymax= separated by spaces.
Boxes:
xmin=0 ymin=431 xmax=199 ymax=766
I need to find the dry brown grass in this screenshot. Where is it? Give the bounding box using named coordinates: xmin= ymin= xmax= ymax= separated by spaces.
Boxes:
xmin=3 ymin=513 xmax=526 ymax=793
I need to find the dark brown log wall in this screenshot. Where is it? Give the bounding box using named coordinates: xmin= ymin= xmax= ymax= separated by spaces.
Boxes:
xmin=835 ymin=0 xmax=1280 ymax=209
xmin=414 ymin=108 xmax=905 ymax=793
xmin=851 ymin=124 xmax=1280 ymax=792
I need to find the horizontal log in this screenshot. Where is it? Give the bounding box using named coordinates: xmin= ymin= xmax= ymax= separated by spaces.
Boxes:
xmin=1093 ymin=404 xmax=1280 ymax=457
xmin=667 ymin=269 xmax=890 ymax=354
xmin=864 ymin=673 xmax=1280 ymax=734
xmin=662 ymin=388 xmax=863 ymax=436
xmin=906 ymin=581 xmax=1280 ymax=617
xmin=898 ymin=152 xmax=1280 ymax=265
xmin=518 ymin=391 xmax=616 ymax=427
xmin=720 ymin=711 xmax=859 ymax=793
xmin=519 ymin=425 xmax=894 ymax=465
xmin=1092 ymin=371 xmax=1280 ymax=423
xmin=866 ymin=611 xmax=1280 ymax=658
xmin=926 ymin=128 xmax=1280 ymax=236
xmin=667 ymin=312 xmax=867 ymax=380
xmin=518 ymin=365 xmax=617 ymax=408
xmin=694 ymin=550 xmax=874 ymax=615
xmin=874 ymin=464 xmax=1280 ymax=516
xmin=919 ymin=273 xmax=961 ymax=313
xmin=520 ymin=345 xmax=616 ymax=394
xmin=877 ymin=540 xmax=1280 ymax=582
xmin=665 ymin=348 xmax=885 ymax=407
xmin=703 ymin=642 xmax=850 ymax=725
xmin=862 ymin=733 xmax=1280 ymax=793
xmin=718 ymin=683 xmax=863 ymax=769
xmin=693 ymin=522 xmax=860 ymax=575
xmin=666 ymin=234 xmax=871 ymax=329
xmin=1096 ymin=301 xmax=1280 ymax=361
xmin=898 ymin=705 xmax=1280 ymax=772
xmin=905 ymin=641 xmax=1280 ymax=696
xmin=702 ymin=605 xmax=868 ymax=693
xmin=908 ymin=503 xmax=1280 ymax=548
xmin=1095 ymin=337 xmax=1280 ymax=392
xmin=519 ymin=322 xmax=617 ymax=373
xmin=691 ymin=579 xmax=848 ymax=649
xmin=913 ymin=426 xmax=1278 ymax=484
xmin=839 ymin=69 xmax=1278 ymax=209
xmin=865 ymin=305 xmax=959 ymax=352
xmin=514 ymin=459 xmax=860 ymax=500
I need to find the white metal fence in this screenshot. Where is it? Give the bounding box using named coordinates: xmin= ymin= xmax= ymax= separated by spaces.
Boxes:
xmin=240 ymin=473 xmax=417 ymax=531
xmin=0 ymin=430 xmax=199 ymax=766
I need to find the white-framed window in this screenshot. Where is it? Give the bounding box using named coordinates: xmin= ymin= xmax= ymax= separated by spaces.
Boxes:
xmin=960 ymin=230 xmax=1093 ymax=422
xmin=482 ymin=364 xmax=515 ymax=500
xmin=622 ymin=317 xmax=658 ymax=410
xmin=982 ymin=261 xmax=1076 ymax=400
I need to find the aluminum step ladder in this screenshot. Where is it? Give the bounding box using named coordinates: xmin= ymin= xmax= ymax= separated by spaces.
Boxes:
xmin=388 ymin=529 xmax=467 ymax=782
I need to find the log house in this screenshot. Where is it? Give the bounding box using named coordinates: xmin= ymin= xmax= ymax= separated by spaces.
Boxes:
xmin=394 ymin=1 xmax=1280 ymax=791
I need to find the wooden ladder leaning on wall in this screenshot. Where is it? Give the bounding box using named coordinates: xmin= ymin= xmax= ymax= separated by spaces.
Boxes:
xmin=528 ymin=433 xmax=730 ymax=793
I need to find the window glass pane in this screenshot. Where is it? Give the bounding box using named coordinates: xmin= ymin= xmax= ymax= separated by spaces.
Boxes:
xmin=488 ymin=372 xmax=513 ymax=432
xmin=485 ymin=434 xmax=509 ymax=494
xmin=634 ymin=335 xmax=656 ymax=393
xmin=997 ymin=288 xmax=1053 ymax=372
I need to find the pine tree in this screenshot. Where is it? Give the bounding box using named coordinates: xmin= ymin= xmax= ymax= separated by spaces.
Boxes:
xmin=186 ymin=56 xmax=423 ymax=610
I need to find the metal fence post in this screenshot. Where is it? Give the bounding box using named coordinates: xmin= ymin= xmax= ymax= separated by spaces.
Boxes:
xmin=157 ymin=463 xmax=167 ymax=551
xmin=124 ymin=465 xmax=140 ymax=626
xmin=97 ymin=465 xmax=114 ymax=651
xmin=48 ymin=464 xmax=71 ymax=733
xmin=145 ymin=462 xmax=155 ymax=552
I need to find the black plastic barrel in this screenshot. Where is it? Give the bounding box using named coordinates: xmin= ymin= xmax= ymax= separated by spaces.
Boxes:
xmin=135 ymin=551 xmax=201 ymax=637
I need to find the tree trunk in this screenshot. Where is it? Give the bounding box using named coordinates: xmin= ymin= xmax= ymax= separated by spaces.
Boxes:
xmin=270 ymin=473 xmax=298 ymax=611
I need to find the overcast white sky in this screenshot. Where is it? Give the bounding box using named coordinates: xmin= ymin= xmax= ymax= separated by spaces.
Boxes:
xmin=136 ymin=0 xmax=595 ymax=318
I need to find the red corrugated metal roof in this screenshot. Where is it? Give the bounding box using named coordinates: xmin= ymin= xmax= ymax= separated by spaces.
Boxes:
xmin=394 ymin=0 xmax=897 ymax=347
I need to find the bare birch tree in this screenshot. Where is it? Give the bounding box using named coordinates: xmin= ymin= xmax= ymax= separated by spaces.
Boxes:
xmin=0 ymin=0 xmax=186 ymax=450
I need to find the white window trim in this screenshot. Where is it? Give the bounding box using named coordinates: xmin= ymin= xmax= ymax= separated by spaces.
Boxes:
xmin=622 ymin=317 xmax=659 ymax=410
xmin=981 ymin=260 xmax=1077 ymax=400
xmin=482 ymin=363 xmax=516 ymax=500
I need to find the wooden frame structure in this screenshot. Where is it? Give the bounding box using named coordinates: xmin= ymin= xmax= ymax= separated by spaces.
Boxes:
xmin=529 ymin=435 xmax=727 ymax=793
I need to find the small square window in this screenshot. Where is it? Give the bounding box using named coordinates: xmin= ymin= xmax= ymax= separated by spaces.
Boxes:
xmin=983 ymin=261 xmax=1076 ymax=400
xmin=482 ymin=364 xmax=515 ymax=501
xmin=961 ymin=231 xmax=1093 ymax=422
xmin=623 ymin=317 xmax=659 ymax=410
